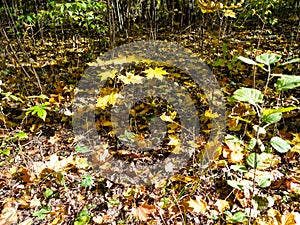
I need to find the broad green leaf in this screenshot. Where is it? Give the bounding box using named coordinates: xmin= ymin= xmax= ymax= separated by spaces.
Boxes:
xmin=270 ymin=136 xmax=291 ymax=153
xmin=32 ymin=207 xmax=51 ymax=220
xmin=227 ymin=180 xmax=244 ymax=190
xmin=226 ymin=211 xmax=247 ymax=223
xmin=246 ymin=153 xmax=260 ymax=168
xmin=44 ymin=188 xmax=53 ymax=198
xmin=262 ymin=111 xmax=282 ymax=124
xmin=231 ymin=87 xmax=264 ymax=105
xmin=275 ymin=75 xmax=300 ymax=91
xmin=37 ymin=109 xmax=47 ymax=121
xmin=237 ymin=56 xmax=258 ymax=65
xmin=248 ymin=138 xmax=257 ymax=150
xmin=230 ymin=164 xmax=247 ymax=173
xmin=212 ymin=59 xmax=224 ymax=66
xmin=262 ymin=106 xmax=297 ymax=116
xmin=281 ymin=58 xmax=300 ymax=65
xmin=253 ymin=125 xmax=266 ymax=135
xmin=256 ymin=53 xmax=281 ymax=66
xmin=258 ymin=177 xmax=271 ymax=188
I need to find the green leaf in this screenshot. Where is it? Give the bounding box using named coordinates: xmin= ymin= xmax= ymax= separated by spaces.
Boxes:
xmin=231 ymin=87 xmax=264 ymax=105
xmin=246 ymin=153 xmax=260 ymax=168
xmin=222 ymin=43 xmax=227 ymax=56
xmin=227 ymin=62 xmax=233 ymax=70
xmin=226 ymin=211 xmax=247 ymax=223
xmin=270 ymin=136 xmax=291 ymax=153
xmin=275 ymin=75 xmax=300 ymax=91
xmin=253 ymin=125 xmax=266 ymax=135
xmin=44 ymin=188 xmax=53 ymax=198
xmin=262 ymin=111 xmax=282 ymax=124
xmin=256 ymin=53 xmax=281 ymax=66
xmin=75 ymin=146 xmax=90 ymax=153
xmin=14 ymin=131 xmax=28 ymax=140
xmin=212 ymin=59 xmax=224 ymax=66
xmin=27 ymin=15 xmax=33 ymax=23
xmin=74 ymin=209 xmax=91 ymax=225
xmin=258 ymin=177 xmax=271 ymax=188
xmin=37 ymin=108 xmax=47 ymax=121
xmin=81 ymin=175 xmax=94 ymax=187
xmin=237 ymin=56 xmax=258 ymax=65
xmin=263 ymin=106 xmax=297 ymax=115
xmin=248 ymin=138 xmax=257 ymax=150
xmin=281 ymin=58 xmax=300 ymax=66
xmin=230 ymin=164 xmax=248 ymax=173
xmin=0 ymin=149 xmax=10 ymax=156
xmin=227 ymin=180 xmax=244 ymax=190
xmin=32 ymin=207 xmax=51 ymax=220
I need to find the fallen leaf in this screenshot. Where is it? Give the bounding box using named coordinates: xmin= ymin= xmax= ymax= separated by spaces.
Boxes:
xmin=215 ymin=199 xmax=230 ymax=212
xmin=132 ymin=202 xmax=156 ymax=221
xmin=19 ymin=218 xmax=33 ymax=225
xmin=0 ymin=203 xmax=18 ymax=225
xmin=186 ymin=196 xmax=207 ymax=213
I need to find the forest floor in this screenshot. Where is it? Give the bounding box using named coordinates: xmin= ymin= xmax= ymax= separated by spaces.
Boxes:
xmin=1 ymin=17 xmax=300 ymax=225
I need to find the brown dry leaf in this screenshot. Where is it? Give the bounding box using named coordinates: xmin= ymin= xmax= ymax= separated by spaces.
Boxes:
xmin=169 ymin=174 xmax=198 ymax=183
xmin=0 ymin=203 xmax=18 ymax=225
xmin=132 ymin=202 xmax=156 ymax=221
xmin=223 ymin=140 xmax=245 ymax=163
xmin=227 ymin=117 xmax=242 ymax=131
xmin=268 ymin=208 xmax=282 ymax=225
xmin=19 ymin=218 xmax=33 ymax=225
xmin=186 ymin=196 xmax=207 ymax=214
xmin=32 ymin=154 xmax=74 ymax=174
xmin=233 ymin=188 xmax=251 ymax=208
xmin=48 ymin=134 xmax=60 ymax=145
xmin=256 ymin=153 xmax=281 ymax=169
xmin=255 ymin=210 xmax=298 ymax=225
xmin=286 ymin=181 xmax=300 ymax=194
xmin=244 ymin=169 xmax=274 ymax=183
xmin=281 ymin=213 xmax=297 ymax=225
xmin=49 ymin=215 xmax=65 ymax=225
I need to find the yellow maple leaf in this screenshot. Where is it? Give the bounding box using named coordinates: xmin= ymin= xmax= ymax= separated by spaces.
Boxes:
xmin=223 ymin=9 xmax=236 ymax=18
xmin=96 ymin=95 xmax=110 ymax=109
xmin=160 ymin=111 xmax=177 ymax=122
xmin=204 ymin=109 xmax=219 ymax=119
xmin=96 ymin=93 xmax=123 ymax=109
xmin=119 ymin=71 xmax=144 ymax=84
xmin=97 ymin=70 xmax=117 ymax=82
xmin=167 ymin=135 xmax=181 ymax=146
xmin=143 ymin=67 xmax=168 ymax=80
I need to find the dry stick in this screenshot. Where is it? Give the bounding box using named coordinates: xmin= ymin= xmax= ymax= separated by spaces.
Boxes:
xmin=33 ymin=0 xmax=44 ymax=44
xmin=2 ymin=0 xmax=28 ymax=57
xmin=1 ymin=29 xmax=30 ymax=79
xmin=2 ymin=29 xmax=43 ymax=93
xmin=2 ymin=0 xmax=44 ymax=93
xmin=253 ymin=15 xmax=265 ymax=89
